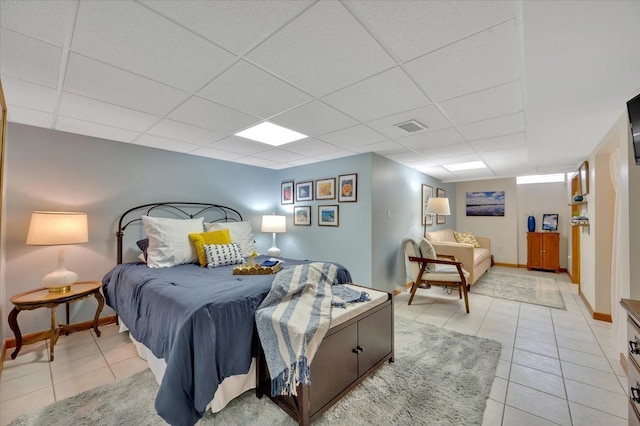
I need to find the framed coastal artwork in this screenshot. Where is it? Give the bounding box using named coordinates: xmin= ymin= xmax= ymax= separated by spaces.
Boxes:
xmin=421 ymin=185 xmax=433 ymax=226
xmin=294 ymin=206 xmax=311 ymax=226
xmin=295 ymin=181 xmax=313 ymax=202
xmin=281 ymin=181 xmax=294 ymax=205
xmin=338 ymin=173 xmax=357 ymax=202
xmin=318 ymin=205 xmax=339 ymax=226
xmin=466 ymin=191 xmax=505 ymax=216
xmin=315 ymin=178 xmax=336 ymax=200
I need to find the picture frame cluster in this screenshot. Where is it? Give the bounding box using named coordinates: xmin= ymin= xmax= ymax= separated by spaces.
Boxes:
xmin=421 ymin=185 xmax=447 ymax=226
xmin=282 ymin=173 xmax=357 ymax=227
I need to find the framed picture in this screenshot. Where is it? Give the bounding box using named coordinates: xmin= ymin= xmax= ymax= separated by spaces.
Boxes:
xmin=578 ymin=161 xmax=589 ymax=196
xmin=436 ymin=188 xmax=446 ymax=224
xmin=315 ymin=178 xmax=336 ymax=200
xmin=318 ymin=205 xmax=339 ymax=226
xmin=294 ymin=206 xmax=311 ymax=226
xmin=421 ymin=185 xmax=433 ymax=226
xmin=338 ymin=173 xmax=357 ymax=202
xmin=542 ymin=213 xmax=559 ymax=231
xmin=281 ymin=181 xmax=294 ymax=205
xmin=466 ymin=191 xmax=506 ymax=216
xmin=295 ymin=181 xmax=313 ymax=202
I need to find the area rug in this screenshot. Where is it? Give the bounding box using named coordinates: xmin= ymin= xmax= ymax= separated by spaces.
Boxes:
xmin=471 ymin=269 xmax=566 ymax=310
xmin=11 ymin=318 xmax=501 ymax=426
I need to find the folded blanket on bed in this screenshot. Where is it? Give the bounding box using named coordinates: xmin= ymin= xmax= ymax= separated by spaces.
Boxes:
xmin=256 ymin=262 xmax=337 ymax=397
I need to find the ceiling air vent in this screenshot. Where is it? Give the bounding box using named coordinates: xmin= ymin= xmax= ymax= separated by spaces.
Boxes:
xmin=394 ymin=119 xmax=427 ymax=133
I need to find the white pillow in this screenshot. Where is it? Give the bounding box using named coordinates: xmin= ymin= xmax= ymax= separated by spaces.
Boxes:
xmin=142 ymin=216 xmax=204 ymax=268
xmin=204 ymin=243 xmax=245 ymax=268
xmin=205 ymin=221 xmax=257 ymax=257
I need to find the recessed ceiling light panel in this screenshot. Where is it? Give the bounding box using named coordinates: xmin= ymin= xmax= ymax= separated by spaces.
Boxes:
xmin=443 ymin=161 xmax=487 ymax=171
xmin=235 ymin=122 xmax=307 ymax=146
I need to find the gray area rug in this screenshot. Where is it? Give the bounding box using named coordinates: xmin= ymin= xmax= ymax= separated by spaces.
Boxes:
xmin=11 ymin=317 xmax=501 ymax=426
xmin=471 ymin=269 xmax=566 ymax=310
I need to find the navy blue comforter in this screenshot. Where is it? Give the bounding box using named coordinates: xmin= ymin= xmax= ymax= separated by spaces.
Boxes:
xmin=102 ymin=257 xmax=351 ymax=426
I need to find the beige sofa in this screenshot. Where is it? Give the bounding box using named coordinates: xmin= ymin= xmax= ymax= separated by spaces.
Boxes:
xmin=423 ymin=229 xmax=491 ymax=286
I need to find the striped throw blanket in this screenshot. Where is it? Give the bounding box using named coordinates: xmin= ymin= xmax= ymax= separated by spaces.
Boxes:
xmin=255 ymin=262 xmax=338 ymax=397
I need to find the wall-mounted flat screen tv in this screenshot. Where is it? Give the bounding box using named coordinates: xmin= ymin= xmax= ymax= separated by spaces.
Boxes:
xmin=627 ymin=93 xmax=640 ymax=165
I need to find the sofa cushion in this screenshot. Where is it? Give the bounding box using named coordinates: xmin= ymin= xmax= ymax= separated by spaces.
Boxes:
xmin=473 ymin=247 xmax=491 ymax=267
xmin=418 ymin=238 xmax=437 ymax=273
xmin=424 ymin=229 xmax=457 ymax=243
xmin=454 ymin=231 xmax=480 ymax=248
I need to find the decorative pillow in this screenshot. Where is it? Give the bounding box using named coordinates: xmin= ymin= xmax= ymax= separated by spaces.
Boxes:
xmin=205 ymin=221 xmax=257 ymax=257
xmin=136 ymin=238 xmax=149 ymax=261
xmin=454 ymin=231 xmax=480 ymax=248
xmin=189 ymin=229 xmax=232 ymax=267
xmin=204 ymin=242 xmax=245 ymax=268
xmin=418 ymin=238 xmax=437 ymax=273
xmin=142 ymin=216 xmax=204 ymax=268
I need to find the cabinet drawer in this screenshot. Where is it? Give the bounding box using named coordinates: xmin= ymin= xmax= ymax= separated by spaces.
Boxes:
xmin=628 ymin=316 xmax=640 ymax=369
xmin=628 ymin=357 xmax=640 ymax=425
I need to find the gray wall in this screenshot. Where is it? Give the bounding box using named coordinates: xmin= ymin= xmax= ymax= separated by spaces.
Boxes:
xmin=371 ymin=155 xmax=456 ymax=291
xmin=2 ymin=123 xmax=278 ymax=336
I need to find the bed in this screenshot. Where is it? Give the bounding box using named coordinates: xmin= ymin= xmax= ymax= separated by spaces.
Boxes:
xmin=101 ymin=202 xmax=360 ymax=425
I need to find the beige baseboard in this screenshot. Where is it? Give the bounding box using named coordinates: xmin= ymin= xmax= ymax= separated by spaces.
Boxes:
xmin=579 ymin=291 xmax=612 ymax=323
xmin=0 ymin=315 xmax=117 ymax=376
xmin=494 ymin=262 xmax=519 ymax=268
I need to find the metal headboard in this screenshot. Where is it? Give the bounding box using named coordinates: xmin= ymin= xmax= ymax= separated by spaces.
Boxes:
xmin=116 ymin=202 xmax=243 ymax=264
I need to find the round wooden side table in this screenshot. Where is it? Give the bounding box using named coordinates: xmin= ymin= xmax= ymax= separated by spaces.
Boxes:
xmin=8 ymin=281 xmax=105 ymax=361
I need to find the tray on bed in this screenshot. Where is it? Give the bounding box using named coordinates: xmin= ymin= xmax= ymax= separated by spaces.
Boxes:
xmin=233 ymin=263 xmax=282 ymax=275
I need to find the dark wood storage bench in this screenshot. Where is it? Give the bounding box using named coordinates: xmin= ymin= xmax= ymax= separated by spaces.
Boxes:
xmin=256 ymin=286 xmax=394 ymax=426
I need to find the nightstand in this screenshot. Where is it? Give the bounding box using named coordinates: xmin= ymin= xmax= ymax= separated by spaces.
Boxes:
xmin=8 ymin=281 xmax=105 ymax=361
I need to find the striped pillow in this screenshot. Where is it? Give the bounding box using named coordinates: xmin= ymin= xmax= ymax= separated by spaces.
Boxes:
xmin=203 ymin=242 xmax=245 ymax=268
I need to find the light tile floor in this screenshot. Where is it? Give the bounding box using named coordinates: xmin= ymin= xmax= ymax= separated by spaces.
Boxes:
xmin=0 ymin=266 xmax=629 ymax=425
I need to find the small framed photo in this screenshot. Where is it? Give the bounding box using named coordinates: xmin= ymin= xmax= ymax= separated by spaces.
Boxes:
xmin=315 ymin=178 xmax=336 ymax=200
xmin=281 ymin=181 xmax=294 ymax=205
xmin=436 ymin=188 xmax=446 ymax=224
xmin=338 ymin=173 xmax=357 ymax=202
xmin=294 ymin=206 xmax=311 ymax=226
xmin=421 ymin=184 xmax=433 ymax=226
xmin=318 ymin=205 xmax=339 ymax=227
xmin=295 ymin=181 xmax=313 ymax=202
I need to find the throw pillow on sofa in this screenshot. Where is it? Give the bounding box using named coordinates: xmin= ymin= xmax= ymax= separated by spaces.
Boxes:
xmin=454 ymin=231 xmax=480 ymax=248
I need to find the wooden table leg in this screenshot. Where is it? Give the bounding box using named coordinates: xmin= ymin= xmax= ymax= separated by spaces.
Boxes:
xmin=49 ymin=307 xmax=59 ymax=361
xmin=8 ymin=307 xmax=22 ymax=359
xmin=92 ymin=290 xmax=105 ymax=338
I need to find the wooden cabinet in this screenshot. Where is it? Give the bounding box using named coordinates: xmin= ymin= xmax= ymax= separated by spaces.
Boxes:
xmin=527 ymin=232 xmax=560 ymax=273
xmin=620 ymin=299 xmax=640 ymax=425
xmin=257 ymin=295 xmax=394 ymax=426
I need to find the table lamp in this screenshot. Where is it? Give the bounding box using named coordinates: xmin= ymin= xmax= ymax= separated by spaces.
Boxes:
xmin=26 ymin=211 xmax=89 ymax=293
xmin=261 ymin=214 xmax=286 ymax=257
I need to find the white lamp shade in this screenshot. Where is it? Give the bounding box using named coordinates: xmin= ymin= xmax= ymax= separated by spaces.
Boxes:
xmin=26 ymin=211 xmax=89 ymax=245
xmin=261 ymin=215 xmax=286 ymax=233
xmin=425 ymin=198 xmax=451 ymax=216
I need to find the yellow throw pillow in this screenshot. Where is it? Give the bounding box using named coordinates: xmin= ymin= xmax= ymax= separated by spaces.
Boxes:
xmin=189 ymin=229 xmax=231 ymax=266
xmin=454 ymin=231 xmax=480 ymax=248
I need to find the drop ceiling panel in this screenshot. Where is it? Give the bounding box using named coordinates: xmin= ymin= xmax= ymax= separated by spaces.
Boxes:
xmin=168 ymin=96 xmax=258 ymax=134
xmin=314 ymin=150 xmax=358 ymax=161
xmin=197 ymin=60 xmax=312 ymax=119
xmin=385 ymin=151 xmax=425 ymax=164
xmin=345 ymin=0 xmax=517 ymax=62
xmin=440 ymin=81 xmax=523 ymax=125
xmin=0 ymin=29 xmax=61 ymax=88
xmin=233 ymin=156 xmax=278 ymax=168
xmin=147 ymin=119 xmax=224 ymax=146
xmin=6 ymin=106 xmax=53 ymax=128
xmin=396 ymin=127 xmax=465 ymax=149
xmin=59 ymin=92 xmax=159 ymax=132
xmin=458 ymin=112 xmax=525 ymax=141
xmin=351 ymin=140 xmax=405 ymax=154
xmin=254 ymin=149 xmax=306 ymax=163
xmin=417 ymin=142 xmax=475 ymax=159
xmin=322 ymin=67 xmax=431 ymax=122
xmin=139 ymin=0 xmax=313 ymax=55
xmin=189 ymin=146 xmax=245 ymax=161
xmin=0 ymin=0 xmax=71 ymax=46
xmin=209 ymin=136 xmax=271 ymax=155
xmin=135 ymin=134 xmax=200 ymax=153
xmin=366 ymin=105 xmax=452 ymax=139
xmin=405 ymin=19 xmax=519 ymax=102
xmin=56 ymin=116 xmax=139 ymax=143
xmin=72 ymin=1 xmax=235 ymax=93
xmin=1 ymin=77 xmax=56 ymax=113
xmin=64 ymin=53 xmax=189 ymax=116
xmin=279 ymin=138 xmax=342 ymax=157
xmin=469 ymin=132 xmax=525 ymax=153
xmin=246 ymin=1 xmax=396 ymax=96
xmin=271 ymin=101 xmax=357 ymax=137
xmin=318 ymin=125 xmax=387 ymax=148
xmin=449 ymin=168 xmax=496 ymax=180
xmin=479 ymin=146 xmax=527 ymax=161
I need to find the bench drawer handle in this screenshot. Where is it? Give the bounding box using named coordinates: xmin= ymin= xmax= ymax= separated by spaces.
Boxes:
xmin=630 ymin=340 xmax=640 ymax=355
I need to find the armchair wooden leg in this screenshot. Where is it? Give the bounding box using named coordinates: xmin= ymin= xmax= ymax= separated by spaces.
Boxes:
xmin=408 ymin=281 xmax=419 ymax=305
xmin=458 ymin=285 xmax=462 ymax=299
